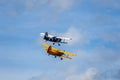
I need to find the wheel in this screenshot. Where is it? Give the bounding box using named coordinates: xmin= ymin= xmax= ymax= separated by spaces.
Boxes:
xmin=61 ymin=58 xmax=63 ymax=60
xmin=53 ymin=43 xmax=55 ymax=45
xmin=58 ymin=44 xmax=60 ymax=46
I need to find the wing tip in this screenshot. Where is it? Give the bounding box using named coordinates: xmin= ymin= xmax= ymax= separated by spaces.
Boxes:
xmin=42 ymin=43 xmax=49 ymax=47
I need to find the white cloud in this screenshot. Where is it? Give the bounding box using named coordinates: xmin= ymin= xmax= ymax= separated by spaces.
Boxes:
xmin=25 ymin=0 xmax=49 ymax=10
xmin=66 ymin=68 xmax=97 ymax=80
xmin=28 ymin=65 xmax=78 ymax=80
xmin=0 ymin=69 xmax=41 ymax=80
xmin=25 ymin=0 xmax=75 ymax=11
xmin=100 ymin=31 xmax=120 ymax=48
xmin=91 ymin=0 xmax=120 ymax=9
xmin=29 ymin=68 xmax=97 ymax=80
xmin=0 ymin=0 xmax=75 ymax=16
xmin=49 ymin=0 xmax=74 ymax=12
xmin=1 ymin=0 xmax=120 ymax=17
xmin=94 ymin=67 xmax=120 ymax=80
xmin=63 ymin=27 xmax=83 ymax=45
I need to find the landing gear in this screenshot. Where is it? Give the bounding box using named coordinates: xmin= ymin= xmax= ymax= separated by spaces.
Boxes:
xmin=58 ymin=43 xmax=60 ymax=46
xmin=53 ymin=43 xmax=55 ymax=45
xmin=61 ymin=58 xmax=63 ymax=60
xmin=53 ymin=43 xmax=60 ymax=46
xmin=55 ymin=56 xmax=56 ymax=58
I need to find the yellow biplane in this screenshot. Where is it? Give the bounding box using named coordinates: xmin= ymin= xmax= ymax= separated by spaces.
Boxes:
xmin=42 ymin=43 xmax=76 ymax=60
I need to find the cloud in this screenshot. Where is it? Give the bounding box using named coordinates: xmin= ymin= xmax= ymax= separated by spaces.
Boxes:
xmin=28 ymin=66 xmax=79 ymax=80
xmin=25 ymin=0 xmax=75 ymax=11
xmin=67 ymin=46 xmax=120 ymax=80
xmin=49 ymin=0 xmax=75 ymax=12
xmin=25 ymin=0 xmax=49 ymax=9
xmin=29 ymin=68 xmax=97 ymax=80
xmin=100 ymin=31 xmax=120 ymax=48
xmin=66 ymin=68 xmax=97 ymax=80
xmin=0 ymin=0 xmax=26 ymax=16
xmin=0 ymin=69 xmax=41 ymax=80
xmin=74 ymin=14 xmax=120 ymax=48
xmin=63 ymin=27 xmax=84 ymax=46
xmin=0 ymin=0 xmax=76 ymax=16
xmin=91 ymin=0 xmax=120 ymax=9
xmin=76 ymin=46 xmax=120 ymax=66
xmin=1 ymin=0 xmax=120 ymax=18
xmin=28 ymin=63 xmax=120 ymax=80
xmin=94 ymin=68 xmax=120 ymax=80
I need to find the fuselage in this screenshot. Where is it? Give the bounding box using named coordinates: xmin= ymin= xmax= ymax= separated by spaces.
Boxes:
xmin=46 ymin=46 xmax=64 ymax=56
xmin=40 ymin=32 xmax=71 ymax=44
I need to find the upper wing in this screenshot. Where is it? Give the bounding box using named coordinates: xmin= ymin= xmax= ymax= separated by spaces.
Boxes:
xmin=64 ymin=51 xmax=76 ymax=56
xmin=42 ymin=43 xmax=49 ymax=48
xmin=42 ymin=43 xmax=58 ymax=51
xmin=57 ymin=36 xmax=72 ymax=41
xmin=48 ymin=34 xmax=54 ymax=38
xmin=59 ymin=50 xmax=76 ymax=56
xmin=51 ymin=46 xmax=58 ymax=51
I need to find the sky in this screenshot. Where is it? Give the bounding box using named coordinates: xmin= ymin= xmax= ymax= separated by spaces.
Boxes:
xmin=0 ymin=0 xmax=120 ymax=80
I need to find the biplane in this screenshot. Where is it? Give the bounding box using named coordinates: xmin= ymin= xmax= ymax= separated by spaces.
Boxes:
xmin=40 ymin=32 xmax=72 ymax=46
xmin=42 ymin=43 xmax=76 ymax=60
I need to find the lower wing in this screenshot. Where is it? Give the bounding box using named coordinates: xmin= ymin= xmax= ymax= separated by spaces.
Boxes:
xmin=59 ymin=50 xmax=76 ymax=56
xmin=42 ymin=43 xmax=58 ymax=52
xmin=60 ymin=56 xmax=72 ymax=60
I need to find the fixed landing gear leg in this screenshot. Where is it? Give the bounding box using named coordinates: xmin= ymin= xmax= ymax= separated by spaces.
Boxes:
xmin=53 ymin=43 xmax=55 ymax=45
xmin=61 ymin=58 xmax=63 ymax=60
xmin=58 ymin=43 xmax=60 ymax=46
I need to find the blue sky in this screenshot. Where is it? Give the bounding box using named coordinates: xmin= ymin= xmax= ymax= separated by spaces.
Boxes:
xmin=0 ymin=0 xmax=120 ymax=80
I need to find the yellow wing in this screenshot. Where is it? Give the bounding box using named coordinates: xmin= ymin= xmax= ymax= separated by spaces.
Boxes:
xmin=42 ymin=43 xmax=76 ymax=56
xmin=42 ymin=43 xmax=49 ymax=47
xmin=42 ymin=43 xmax=50 ymax=52
xmin=59 ymin=50 xmax=76 ymax=56
xmin=51 ymin=46 xmax=58 ymax=51
xmin=60 ymin=56 xmax=72 ymax=60
xmin=64 ymin=51 xmax=76 ymax=56
xmin=42 ymin=43 xmax=58 ymax=51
